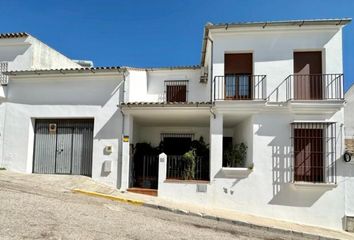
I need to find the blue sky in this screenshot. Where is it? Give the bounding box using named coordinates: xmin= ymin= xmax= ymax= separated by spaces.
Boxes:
xmin=1 ymin=0 xmax=353 ymax=90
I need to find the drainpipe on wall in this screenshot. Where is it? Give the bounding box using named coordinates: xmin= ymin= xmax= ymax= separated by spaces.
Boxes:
xmin=208 ymin=36 xmax=214 ymax=104
xmin=117 ymin=69 xmax=127 ymax=189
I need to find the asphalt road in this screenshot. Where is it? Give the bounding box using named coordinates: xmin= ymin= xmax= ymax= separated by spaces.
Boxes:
xmin=0 ymin=175 xmax=313 ymax=240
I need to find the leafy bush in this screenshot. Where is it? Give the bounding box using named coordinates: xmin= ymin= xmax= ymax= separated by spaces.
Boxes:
xmin=181 ymin=150 xmax=196 ymax=180
xmin=223 ymin=143 xmax=248 ymax=167
xmin=133 ymin=142 xmax=159 ymax=158
xmin=191 ymin=136 xmax=209 ymax=158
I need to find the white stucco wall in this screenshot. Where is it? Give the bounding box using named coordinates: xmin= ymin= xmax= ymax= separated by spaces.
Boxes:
xmin=125 ymin=68 xmax=209 ymax=103
xmin=0 ymin=35 xmax=80 ymax=99
xmin=159 ymin=109 xmax=350 ymax=230
xmin=29 ymin=36 xmax=81 ymax=70
xmin=0 ymin=35 xmax=81 ymax=163
xmin=0 ymin=36 xmax=80 ymax=72
xmin=232 ymin=117 xmax=253 ymax=167
xmin=0 ymin=38 xmax=33 ymax=71
xmin=2 ymin=74 xmax=124 ymax=187
xmin=125 ymin=70 xmax=148 ymax=102
xmin=211 ymin=26 xmax=343 ymax=102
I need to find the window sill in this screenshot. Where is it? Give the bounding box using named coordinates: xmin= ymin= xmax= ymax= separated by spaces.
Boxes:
xmin=164 ymin=179 xmax=210 ymax=184
xmin=293 ymin=181 xmax=337 ymax=189
xmin=221 ymin=167 xmax=252 ymax=178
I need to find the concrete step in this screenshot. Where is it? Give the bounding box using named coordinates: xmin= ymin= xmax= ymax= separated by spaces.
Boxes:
xmin=127 ymin=188 xmax=158 ymax=196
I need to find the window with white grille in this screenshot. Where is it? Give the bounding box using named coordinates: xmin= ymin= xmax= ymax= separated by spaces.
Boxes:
xmin=0 ymin=62 xmax=9 ymax=85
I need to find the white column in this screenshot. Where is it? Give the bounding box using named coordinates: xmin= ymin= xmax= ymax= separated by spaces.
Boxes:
xmin=158 ymin=153 xmax=167 ymax=195
xmin=210 ymin=113 xmax=223 ymax=180
xmin=120 ymin=114 xmax=133 ymax=191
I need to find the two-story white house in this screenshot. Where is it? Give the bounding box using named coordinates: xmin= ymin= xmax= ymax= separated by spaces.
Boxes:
xmin=1 ymin=18 xmax=354 ymax=231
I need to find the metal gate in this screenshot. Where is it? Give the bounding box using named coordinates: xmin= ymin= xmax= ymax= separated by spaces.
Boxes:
xmin=33 ymin=119 xmax=94 ymax=177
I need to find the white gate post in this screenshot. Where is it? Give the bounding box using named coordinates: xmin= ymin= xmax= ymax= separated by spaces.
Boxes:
xmin=121 ymin=114 xmax=133 ymax=191
xmin=210 ymin=113 xmax=223 ymax=180
xmin=158 ymin=153 xmax=167 ymax=191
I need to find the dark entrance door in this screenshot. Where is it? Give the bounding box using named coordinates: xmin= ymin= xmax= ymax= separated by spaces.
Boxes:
xmin=33 ymin=119 xmax=94 ymax=177
xmin=294 ymin=51 xmax=323 ymax=100
xmin=163 ymin=137 xmax=192 ymax=155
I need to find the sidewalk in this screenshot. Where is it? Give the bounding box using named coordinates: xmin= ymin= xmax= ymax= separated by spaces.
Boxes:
xmin=1 ymin=171 xmax=353 ymax=240
xmin=68 ymin=175 xmax=354 ymax=240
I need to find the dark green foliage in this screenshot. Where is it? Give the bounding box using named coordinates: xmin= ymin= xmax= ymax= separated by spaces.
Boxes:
xmin=181 ymin=149 xmax=196 ymax=180
xmin=223 ymin=142 xmax=248 ymax=167
xmin=191 ymin=136 xmax=209 ymax=158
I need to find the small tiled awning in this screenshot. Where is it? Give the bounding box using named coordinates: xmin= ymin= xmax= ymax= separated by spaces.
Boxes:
xmin=120 ymin=102 xmax=212 ymax=107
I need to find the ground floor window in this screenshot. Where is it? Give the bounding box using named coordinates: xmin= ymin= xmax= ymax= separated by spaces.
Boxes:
xmin=291 ymin=122 xmax=336 ymax=183
xmin=161 ymin=133 xmax=209 ymax=181
xmin=161 ymin=133 xmax=194 ymax=155
xmin=222 ymin=136 xmax=248 ymax=168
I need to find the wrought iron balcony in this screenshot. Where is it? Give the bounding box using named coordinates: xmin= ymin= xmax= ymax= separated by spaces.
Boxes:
xmin=285 ymin=74 xmax=344 ymax=101
xmin=213 ymin=75 xmax=266 ymax=101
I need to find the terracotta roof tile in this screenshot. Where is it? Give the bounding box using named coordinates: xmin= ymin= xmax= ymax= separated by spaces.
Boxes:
xmin=0 ymin=32 xmax=29 ymax=39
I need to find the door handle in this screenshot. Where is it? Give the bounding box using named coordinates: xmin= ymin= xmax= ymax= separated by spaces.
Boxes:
xmin=56 ymin=149 xmax=64 ymax=153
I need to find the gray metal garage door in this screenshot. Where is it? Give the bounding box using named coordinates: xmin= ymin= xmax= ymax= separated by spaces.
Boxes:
xmin=33 ymin=119 xmax=94 ymax=177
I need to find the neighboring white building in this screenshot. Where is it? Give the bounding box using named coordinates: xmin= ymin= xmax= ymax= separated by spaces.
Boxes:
xmin=1 ymin=19 xmax=354 ymax=231
xmin=345 ymin=84 xmax=354 ymax=139
xmin=0 ymin=32 xmax=81 ymax=170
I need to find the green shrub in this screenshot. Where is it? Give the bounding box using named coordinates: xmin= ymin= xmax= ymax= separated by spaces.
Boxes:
xmin=182 ymin=150 xmax=196 ymax=180
xmin=224 ymin=143 xmax=248 ymax=167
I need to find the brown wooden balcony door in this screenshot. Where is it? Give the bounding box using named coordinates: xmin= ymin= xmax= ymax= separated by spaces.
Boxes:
xmin=225 ymin=53 xmax=253 ymax=100
xmin=294 ymin=51 xmax=323 ymax=100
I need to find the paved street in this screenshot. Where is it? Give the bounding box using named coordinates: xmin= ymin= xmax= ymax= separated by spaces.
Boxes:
xmin=0 ymin=173 xmax=317 ymax=240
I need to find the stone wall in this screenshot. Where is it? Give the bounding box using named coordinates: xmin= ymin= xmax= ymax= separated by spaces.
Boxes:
xmin=346 ymin=139 xmax=354 ymax=154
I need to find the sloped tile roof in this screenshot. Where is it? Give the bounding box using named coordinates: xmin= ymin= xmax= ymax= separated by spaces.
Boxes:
xmin=121 ymin=102 xmax=211 ymax=107
xmin=0 ymin=32 xmax=29 ymax=39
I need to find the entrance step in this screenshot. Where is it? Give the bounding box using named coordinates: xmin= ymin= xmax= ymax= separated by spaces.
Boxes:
xmin=127 ymin=188 xmax=157 ymax=197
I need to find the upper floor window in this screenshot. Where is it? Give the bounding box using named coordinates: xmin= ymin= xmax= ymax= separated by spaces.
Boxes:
xmin=0 ymin=62 xmax=9 ymax=85
xmin=165 ymin=80 xmax=188 ymax=102
xmin=224 ymin=53 xmax=253 ymax=100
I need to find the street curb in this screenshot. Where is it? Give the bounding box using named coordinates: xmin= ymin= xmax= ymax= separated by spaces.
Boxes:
xmin=141 ymin=203 xmax=338 ymax=240
xmin=73 ymin=189 xmax=338 ymax=240
xmin=72 ymin=189 xmax=144 ymax=206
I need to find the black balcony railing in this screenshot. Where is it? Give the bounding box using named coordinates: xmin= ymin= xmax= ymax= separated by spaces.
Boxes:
xmin=285 ymin=74 xmax=344 ymax=101
xmin=213 ymin=75 xmax=266 ymax=101
xmin=167 ymin=155 xmax=209 ymax=181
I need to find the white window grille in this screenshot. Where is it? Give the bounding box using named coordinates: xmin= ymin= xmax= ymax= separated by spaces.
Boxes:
xmin=0 ymin=62 xmax=9 ymax=85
